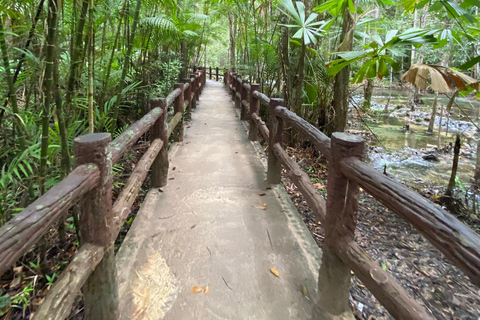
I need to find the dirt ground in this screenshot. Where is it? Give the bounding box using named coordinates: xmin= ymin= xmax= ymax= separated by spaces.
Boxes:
xmin=283 ymin=145 xmax=480 ymax=320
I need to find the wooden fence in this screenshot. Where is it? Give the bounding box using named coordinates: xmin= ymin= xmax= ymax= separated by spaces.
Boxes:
xmin=226 ymin=71 xmax=480 ymax=320
xmin=0 ymin=69 xmax=207 ymax=320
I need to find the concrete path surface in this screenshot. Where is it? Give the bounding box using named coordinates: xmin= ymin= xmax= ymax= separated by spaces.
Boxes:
xmin=116 ymin=80 xmax=322 ymax=320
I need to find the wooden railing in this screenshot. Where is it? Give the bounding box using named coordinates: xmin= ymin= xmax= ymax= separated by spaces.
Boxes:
xmin=225 ymin=71 xmax=480 ymax=320
xmin=0 ymin=68 xmax=208 ymax=320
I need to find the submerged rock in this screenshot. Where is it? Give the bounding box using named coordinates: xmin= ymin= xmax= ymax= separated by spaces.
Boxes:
xmin=423 ymin=154 xmax=439 ymax=162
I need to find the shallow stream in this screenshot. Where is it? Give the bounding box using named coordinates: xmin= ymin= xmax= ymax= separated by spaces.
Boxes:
xmin=351 ymin=88 xmax=480 ymax=189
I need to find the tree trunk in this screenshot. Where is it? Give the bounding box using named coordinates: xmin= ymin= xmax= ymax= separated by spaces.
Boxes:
xmin=228 ymin=13 xmax=235 ymax=68
xmin=88 ymin=0 xmax=95 ymax=133
xmin=114 ymin=0 xmax=142 ymax=118
xmin=293 ymin=41 xmax=306 ymax=114
xmin=0 ymin=0 xmax=45 ymax=125
xmin=328 ymin=5 xmax=355 ymax=134
xmin=0 ymin=22 xmax=27 ymax=150
xmin=101 ymin=0 xmax=126 ymax=100
xmin=446 ymin=134 xmax=461 ymax=196
xmin=363 ymin=79 xmax=373 ymax=111
xmin=427 ymin=92 xmax=438 ymax=134
xmin=64 ymin=0 xmax=89 ymax=125
xmin=474 ymin=136 xmax=480 ymax=185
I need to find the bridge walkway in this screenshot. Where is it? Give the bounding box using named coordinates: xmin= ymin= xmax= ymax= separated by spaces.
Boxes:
xmin=116 ymin=80 xmax=322 ymax=320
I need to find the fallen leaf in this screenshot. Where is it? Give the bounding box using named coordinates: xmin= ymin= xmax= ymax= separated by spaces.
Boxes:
xmin=204 ymin=285 xmax=210 ymax=294
xmin=373 ymin=237 xmax=380 ymax=241
xmin=191 ymin=286 xmax=204 ymax=293
xmin=259 ymin=193 xmax=266 ymax=196
xmin=172 ymin=167 xmax=176 ymax=171
xmin=302 ymin=285 xmax=307 ymax=296
xmin=255 ymin=203 xmax=267 ymax=210
xmin=270 ymin=268 xmax=279 ymax=277
xmin=169 ymin=177 xmax=175 ymax=180
xmin=313 ymin=183 xmax=324 ymax=190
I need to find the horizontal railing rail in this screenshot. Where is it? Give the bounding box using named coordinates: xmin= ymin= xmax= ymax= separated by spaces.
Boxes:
xmin=0 ymin=68 xmax=209 ymax=320
xmin=225 ymin=70 xmax=480 ymax=320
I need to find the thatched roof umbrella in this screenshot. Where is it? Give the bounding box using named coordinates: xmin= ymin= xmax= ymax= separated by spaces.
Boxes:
xmin=401 ymin=63 xmax=479 ymax=93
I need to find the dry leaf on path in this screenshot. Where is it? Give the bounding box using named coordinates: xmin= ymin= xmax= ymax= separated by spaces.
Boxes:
xmin=191 ymin=286 xmax=204 ymax=293
xmin=302 ymin=285 xmax=307 ymax=296
xmin=255 ymin=203 xmax=267 ymax=210
xmin=204 ymin=285 xmax=210 ymax=294
xmin=270 ymin=268 xmax=279 ymax=277
xmin=258 ymin=193 xmax=266 ymax=196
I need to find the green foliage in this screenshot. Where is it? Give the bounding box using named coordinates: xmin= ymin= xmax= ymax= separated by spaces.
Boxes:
xmin=152 ymin=56 xmax=183 ymax=97
xmin=328 ymin=28 xmax=438 ymax=83
xmin=276 ymin=0 xmax=327 ymax=44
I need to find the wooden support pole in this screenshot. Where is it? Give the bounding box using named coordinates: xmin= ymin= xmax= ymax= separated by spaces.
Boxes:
xmin=209 ymin=66 xmax=212 ymax=79
xmin=195 ymin=72 xmax=200 ymax=101
xmin=231 ymin=73 xmax=236 ymax=101
xmin=235 ymin=77 xmax=242 ymax=110
xmin=150 ymin=98 xmax=168 ymax=188
xmin=216 ymin=67 xmax=219 ymax=81
xmin=190 ymin=74 xmax=197 ymax=109
xmin=74 ymin=133 xmax=118 ymax=320
xmin=224 ymin=72 xmax=228 ymax=87
xmin=267 ymin=98 xmax=283 ymax=184
xmin=249 ymin=84 xmax=260 ymax=141
xmin=173 ymin=83 xmax=185 ymax=142
xmin=240 ymin=80 xmax=248 ymax=120
xmin=315 ymin=132 xmax=364 ymax=320
xmin=184 ymin=78 xmax=192 ymax=112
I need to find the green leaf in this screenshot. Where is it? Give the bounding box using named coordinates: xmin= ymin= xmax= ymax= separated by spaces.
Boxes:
xmin=352 ymin=60 xmax=372 ymax=83
xmin=304 ymin=83 xmax=318 ymax=103
xmin=459 ymin=55 xmax=480 ymax=70
xmin=337 ymin=50 xmax=366 ymax=61
xmin=377 ymin=59 xmax=389 ymax=79
xmin=348 ymin=0 xmax=355 ymax=13
xmin=366 ymin=60 xmax=378 ymax=78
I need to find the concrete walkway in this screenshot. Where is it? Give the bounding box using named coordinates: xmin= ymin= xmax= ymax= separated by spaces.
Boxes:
xmin=116 ymin=80 xmax=322 ymax=320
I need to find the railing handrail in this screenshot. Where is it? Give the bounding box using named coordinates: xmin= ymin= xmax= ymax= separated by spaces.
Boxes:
xmin=225 ymin=70 xmax=480 ymax=320
xmin=0 ymin=68 xmax=209 ymax=320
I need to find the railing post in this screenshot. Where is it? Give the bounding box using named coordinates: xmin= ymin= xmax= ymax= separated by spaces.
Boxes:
xmin=190 ymin=73 xmax=197 ymax=109
xmin=240 ymin=79 xmax=248 ymax=121
xmin=235 ymin=77 xmax=242 ymax=110
xmin=231 ymin=73 xmax=236 ymax=102
xmin=184 ymin=78 xmax=192 ymax=112
xmin=74 ymin=133 xmax=118 ymax=320
xmin=216 ymin=67 xmax=219 ymax=81
xmin=150 ymin=98 xmax=169 ymax=187
xmin=224 ymin=71 xmax=228 ymax=87
xmin=196 ymin=71 xmax=200 ymax=96
xmin=315 ymin=132 xmax=364 ymax=320
xmin=249 ymin=84 xmax=260 ymax=141
xmin=174 ymin=83 xmax=185 ymax=142
xmin=209 ymin=66 xmax=212 ymax=79
xmin=267 ymin=98 xmax=283 ymax=184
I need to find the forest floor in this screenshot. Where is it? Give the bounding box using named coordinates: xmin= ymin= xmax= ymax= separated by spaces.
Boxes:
xmin=282 ymin=144 xmax=480 ymax=320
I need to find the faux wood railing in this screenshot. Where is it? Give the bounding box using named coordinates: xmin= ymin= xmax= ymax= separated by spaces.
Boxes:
xmin=226 ymin=71 xmax=480 ymax=320
xmin=0 ymin=68 xmax=208 ymax=320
